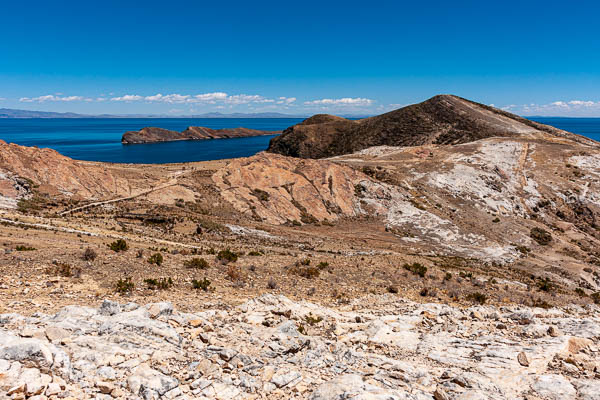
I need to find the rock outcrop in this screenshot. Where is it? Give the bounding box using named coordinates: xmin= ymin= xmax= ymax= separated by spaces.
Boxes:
xmin=212 ymin=152 xmax=366 ymax=225
xmin=0 ymin=140 xmax=131 ymax=207
xmin=0 ymin=295 xmax=598 ymax=399
xmin=122 ymin=126 xmax=278 ymax=144
xmin=267 ymin=94 xmax=598 ymax=158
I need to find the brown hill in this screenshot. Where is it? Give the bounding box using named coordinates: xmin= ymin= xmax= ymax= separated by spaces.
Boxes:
xmin=267 ymin=94 xmax=598 ymax=158
xmin=122 ymin=126 xmax=278 ymax=144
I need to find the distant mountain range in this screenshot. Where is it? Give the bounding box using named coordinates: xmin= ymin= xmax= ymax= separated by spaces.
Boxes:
xmin=0 ymin=108 xmax=372 ymax=119
xmin=0 ymin=108 xmax=310 ymax=119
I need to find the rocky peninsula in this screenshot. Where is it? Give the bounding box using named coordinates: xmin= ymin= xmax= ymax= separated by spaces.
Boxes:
xmin=122 ymin=126 xmax=279 ymax=144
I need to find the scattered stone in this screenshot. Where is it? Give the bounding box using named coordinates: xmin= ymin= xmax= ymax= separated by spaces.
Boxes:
xmin=518 ymin=351 xmax=530 ymax=367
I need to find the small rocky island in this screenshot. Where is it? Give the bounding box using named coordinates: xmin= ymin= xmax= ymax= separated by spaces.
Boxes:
xmin=122 ymin=126 xmax=279 ymax=144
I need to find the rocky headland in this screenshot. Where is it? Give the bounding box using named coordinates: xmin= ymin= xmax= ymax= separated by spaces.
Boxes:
xmin=267 ymin=94 xmax=597 ymax=158
xmin=122 ymin=127 xmax=279 ymax=144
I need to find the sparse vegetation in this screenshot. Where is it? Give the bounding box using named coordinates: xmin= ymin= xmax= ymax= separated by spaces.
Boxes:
xmin=47 ymin=262 xmax=81 ymax=278
xmin=467 ymin=291 xmax=487 ymax=304
xmin=184 ymin=257 xmax=209 ymax=269
xmin=317 ymin=261 xmax=329 ymax=270
xmin=513 ymin=244 xmax=531 ymax=255
xmin=304 ymin=314 xmax=323 ymax=326
xmin=144 ymin=277 xmax=173 ymax=290
xmin=300 ymin=258 xmax=311 ymax=266
xmin=403 ymin=262 xmax=427 ymax=278
xmin=387 ymin=285 xmax=399 ymax=294
xmin=252 ymin=188 xmax=270 ymax=202
xmin=226 ymin=265 xmax=244 ymax=282
xmin=82 ymin=247 xmax=97 ymax=261
xmin=148 ymin=253 xmax=164 ymax=266
xmin=196 ymin=218 xmax=227 ymax=234
xmin=217 ymin=249 xmax=238 ymax=263
xmin=115 ymin=277 xmax=134 ymax=294
xmin=289 ymin=262 xmax=320 ymax=279
xmin=536 ymin=277 xmax=555 ymax=292
xmin=16 ymin=245 xmax=36 ymax=251
xmin=16 ymin=193 xmax=46 ymax=214
xmin=267 ymin=277 xmax=278 ymax=289
xmin=192 ymin=278 xmax=212 ymax=291
xmin=248 ymin=250 xmax=263 ymax=256
xmin=530 ymin=227 xmax=552 ymax=245
xmin=532 ymin=298 xmax=552 ymax=309
xmin=108 ymin=239 xmax=128 ymax=252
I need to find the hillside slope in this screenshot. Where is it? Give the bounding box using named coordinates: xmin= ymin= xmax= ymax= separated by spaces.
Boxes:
xmin=267 ymin=94 xmax=598 ymax=158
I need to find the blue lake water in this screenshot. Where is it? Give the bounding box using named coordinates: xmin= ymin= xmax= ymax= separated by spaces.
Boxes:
xmin=0 ymin=117 xmax=598 ymax=164
xmin=0 ymin=118 xmax=303 ymax=164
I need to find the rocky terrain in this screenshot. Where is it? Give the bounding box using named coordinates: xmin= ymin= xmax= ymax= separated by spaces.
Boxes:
xmin=0 ymin=295 xmax=598 ymax=399
xmin=1 ymin=95 xmax=600 ymax=399
xmin=267 ymin=95 xmax=598 ymax=158
xmin=122 ymin=127 xmax=278 ymax=144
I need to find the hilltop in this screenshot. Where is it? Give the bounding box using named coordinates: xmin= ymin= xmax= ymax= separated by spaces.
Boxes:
xmin=267 ymin=94 xmax=597 ymax=158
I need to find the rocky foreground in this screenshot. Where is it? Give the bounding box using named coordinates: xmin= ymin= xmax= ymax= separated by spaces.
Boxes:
xmin=1 ymin=294 xmax=598 ymax=400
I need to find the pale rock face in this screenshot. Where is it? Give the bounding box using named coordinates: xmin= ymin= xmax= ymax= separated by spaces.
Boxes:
xmin=0 ymin=295 xmax=598 ymax=399
xmin=531 ymin=374 xmax=577 ymax=400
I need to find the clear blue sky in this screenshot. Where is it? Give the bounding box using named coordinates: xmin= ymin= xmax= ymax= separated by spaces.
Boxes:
xmin=1 ymin=0 xmax=599 ymax=116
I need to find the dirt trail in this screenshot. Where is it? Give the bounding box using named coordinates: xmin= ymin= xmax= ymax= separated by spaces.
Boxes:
xmin=58 ymin=180 xmax=178 ymax=216
xmin=0 ymin=212 xmax=205 ymax=250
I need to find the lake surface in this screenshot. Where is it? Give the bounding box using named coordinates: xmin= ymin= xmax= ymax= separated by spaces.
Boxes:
xmin=0 ymin=118 xmax=303 ymax=164
xmin=0 ymin=117 xmax=598 ymax=164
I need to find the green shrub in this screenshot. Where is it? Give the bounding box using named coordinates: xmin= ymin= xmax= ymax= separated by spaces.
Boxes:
xmin=537 ymin=277 xmax=554 ymax=292
xmin=82 ymin=247 xmax=97 ymax=261
xmin=467 ymin=291 xmax=487 ymax=304
xmin=248 ymin=250 xmax=263 ymax=256
xmin=387 ymin=285 xmax=399 ymax=294
xmin=289 ymin=263 xmax=320 ymax=279
xmin=530 ymin=227 xmax=552 ymax=245
xmin=144 ymin=277 xmax=173 ymax=290
xmin=575 ymin=287 xmax=586 ymax=297
xmin=192 ymin=277 xmax=211 ymax=291
xmin=47 ymin=263 xmax=81 ymax=278
xmin=108 ymin=239 xmax=128 ymax=252
xmin=403 ymin=262 xmax=427 ymax=278
xmin=148 ymin=253 xmax=164 ymax=265
xmin=217 ymin=249 xmax=238 ymax=263
xmin=304 ymin=314 xmax=323 ymax=326
xmin=184 ymin=257 xmax=209 ymax=269
xmin=116 ymin=277 xmax=134 ymax=294
xmin=300 ymin=258 xmax=311 ymax=266
xmin=317 ymin=261 xmax=329 ymax=270
xmin=16 ymin=245 xmax=36 ymax=251
xmin=591 ymin=292 xmax=600 ymax=304
xmin=444 ymin=272 xmax=452 ymax=281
